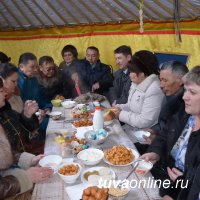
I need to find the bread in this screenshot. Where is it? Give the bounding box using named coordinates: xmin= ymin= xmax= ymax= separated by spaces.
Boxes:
xmin=103 ymin=110 xmax=115 ymax=121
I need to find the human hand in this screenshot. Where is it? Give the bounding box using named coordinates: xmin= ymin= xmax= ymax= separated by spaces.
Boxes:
xmin=24 ymin=100 xmax=39 ymax=118
xmin=26 ymin=167 xmax=53 ymax=183
xmin=92 ymin=82 xmax=100 ymax=92
xmin=142 ymin=129 xmax=156 ymax=145
xmin=112 ymin=106 xmax=121 ymax=118
xmin=71 ymin=72 xmax=79 ymax=83
xmin=37 ymin=109 xmax=45 ymax=123
xmin=162 ymin=195 xmax=174 ymax=200
xmin=31 ymin=155 xmax=44 ymax=166
xmin=167 ymin=167 xmax=183 ymax=182
xmin=139 ymin=152 xmax=160 ymax=164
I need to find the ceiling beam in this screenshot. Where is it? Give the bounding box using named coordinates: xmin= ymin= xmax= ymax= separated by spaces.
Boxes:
xmin=1 ymin=1 xmax=23 ymax=28
xmin=56 ymin=0 xmax=80 ymax=24
xmin=22 ymin=0 xmax=45 ymax=27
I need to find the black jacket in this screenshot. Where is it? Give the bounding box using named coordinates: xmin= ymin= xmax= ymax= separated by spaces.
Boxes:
xmin=108 ymin=69 xmax=131 ymax=104
xmin=148 ymin=104 xmax=200 ymax=199
xmin=151 ymin=87 xmax=184 ymax=134
xmin=79 ymin=59 xmax=113 ymax=95
xmin=0 ymin=101 xmax=39 ymax=153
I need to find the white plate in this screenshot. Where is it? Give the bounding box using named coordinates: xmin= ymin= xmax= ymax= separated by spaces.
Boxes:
xmin=103 ymin=148 xmax=139 ymax=167
xmin=81 ymin=166 xmax=116 ymax=185
xmin=75 ymin=126 xmax=93 ymax=139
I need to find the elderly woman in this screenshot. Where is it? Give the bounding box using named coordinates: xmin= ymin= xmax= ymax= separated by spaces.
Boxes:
xmin=0 ymin=78 xmax=53 ymax=199
xmin=114 ymin=50 xmax=164 ymax=141
xmin=141 ymin=66 xmax=200 ymax=200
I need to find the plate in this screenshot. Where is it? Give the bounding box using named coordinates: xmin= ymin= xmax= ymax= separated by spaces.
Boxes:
xmin=103 ymin=148 xmax=139 ymax=167
xmin=81 ymin=166 xmax=116 ymax=185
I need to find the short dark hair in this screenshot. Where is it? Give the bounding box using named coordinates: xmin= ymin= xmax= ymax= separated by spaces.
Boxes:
xmin=128 ymin=50 xmax=159 ymax=76
xmin=0 ymin=63 xmax=18 ymax=79
xmin=18 ymin=52 xmax=37 ymax=65
xmin=0 ymin=52 xmax=11 ymax=63
xmin=114 ymin=45 xmax=132 ymax=56
xmin=0 ymin=77 xmax=3 ymax=88
xmin=61 ymin=45 xmax=78 ymax=58
xmin=39 ymin=56 xmax=54 ymax=66
xmin=87 ymin=46 xmax=99 ymax=54
xmin=160 ymin=61 xmax=188 ymax=76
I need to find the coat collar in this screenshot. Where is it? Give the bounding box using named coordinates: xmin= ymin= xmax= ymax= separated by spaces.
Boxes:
xmin=131 ymin=74 xmax=159 ymax=92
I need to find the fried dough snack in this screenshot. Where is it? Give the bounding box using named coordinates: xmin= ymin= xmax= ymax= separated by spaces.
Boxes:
xmin=104 ymin=145 xmax=134 ymax=165
xmin=59 ymin=164 xmax=79 ymax=175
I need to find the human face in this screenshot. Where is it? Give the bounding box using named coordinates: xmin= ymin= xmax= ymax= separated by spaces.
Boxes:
xmin=86 ymin=49 xmax=99 ymax=65
xmin=39 ymin=62 xmax=55 ymax=78
xmin=20 ymin=59 xmax=38 ymax=77
xmin=183 ymin=82 xmax=200 ymax=115
xmin=130 ymin=72 xmax=146 ymax=84
xmin=160 ymin=69 xmax=182 ymax=96
xmin=63 ymin=52 xmax=75 ymax=64
xmin=3 ymin=72 xmax=19 ymax=97
xmin=183 ymin=83 xmax=200 ymax=115
xmin=115 ymin=53 xmax=131 ymax=70
xmin=0 ymin=87 xmax=6 ymax=108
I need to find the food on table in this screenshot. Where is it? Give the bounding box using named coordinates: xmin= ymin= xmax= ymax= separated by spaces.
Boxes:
xmin=54 ymin=95 xmax=65 ymax=101
xmin=83 ymin=167 xmax=113 ymax=185
xmin=71 ymin=104 xmax=90 ymax=118
xmin=74 ymin=92 xmax=106 ymax=103
xmin=84 ymin=170 xmax=99 ymax=180
xmin=103 ymin=109 xmax=115 ymax=121
xmin=82 ymin=186 xmax=108 ymax=200
xmin=55 ymin=136 xmax=65 ymax=144
xmin=108 ymin=185 xmax=129 ymax=197
xmin=104 ymin=145 xmax=134 ymax=165
xmin=86 ymin=129 xmax=107 ymax=141
xmin=73 ymin=119 xmax=93 ymax=127
xmin=58 ymin=164 xmax=79 ymax=175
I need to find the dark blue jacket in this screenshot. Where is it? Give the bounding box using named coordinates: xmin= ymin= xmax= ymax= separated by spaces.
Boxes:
xmin=18 ymin=68 xmax=52 ymax=110
xmin=79 ymin=59 xmax=113 ymax=94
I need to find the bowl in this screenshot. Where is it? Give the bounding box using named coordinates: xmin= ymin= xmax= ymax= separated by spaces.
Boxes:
xmin=77 ymin=148 xmax=104 ymax=165
xmin=134 ymin=130 xmax=151 ymax=143
xmin=61 ymin=100 xmax=76 ymax=109
xmin=108 ymin=185 xmax=130 ymax=200
xmin=84 ymin=129 xmax=108 ymax=145
xmin=51 ymin=99 xmax=62 ymax=107
xmin=135 ymin=159 xmax=153 ymax=175
xmin=49 ymin=111 xmax=62 ymax=120
xmin=39 ymin=155 xmax=62 ymax=172
xmin=58 ymin=162 xmax=82 ymax=183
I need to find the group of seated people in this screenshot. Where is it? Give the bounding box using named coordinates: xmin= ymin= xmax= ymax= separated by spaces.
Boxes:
xmin=0 ymin=45 xmax=200 ymax=200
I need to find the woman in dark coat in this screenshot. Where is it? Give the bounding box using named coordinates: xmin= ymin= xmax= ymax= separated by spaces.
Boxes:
xmin=141 ymin=66 xmax=200 ymax=200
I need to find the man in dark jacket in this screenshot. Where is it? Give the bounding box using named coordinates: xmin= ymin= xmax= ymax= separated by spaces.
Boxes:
xmin=108 ymin=45 xmax=132 ymax=104
xmin=79 ymin=46 xmax=113 ymax=96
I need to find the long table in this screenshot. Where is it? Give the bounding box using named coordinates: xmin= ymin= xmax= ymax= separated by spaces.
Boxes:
xmin=32 ymin=102 xmax=161 ymax=200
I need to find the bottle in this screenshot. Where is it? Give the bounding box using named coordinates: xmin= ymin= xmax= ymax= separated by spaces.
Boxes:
xmin=93 ymin=106 xmax=104 ymax=131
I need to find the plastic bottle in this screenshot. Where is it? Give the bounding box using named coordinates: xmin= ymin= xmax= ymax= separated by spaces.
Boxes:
xmin=93 ymin=106 xmax=104 ymax=131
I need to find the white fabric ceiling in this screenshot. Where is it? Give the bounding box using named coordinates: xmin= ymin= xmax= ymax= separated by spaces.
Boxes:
xmin=0 ymin=0 xmax=199 ymax=31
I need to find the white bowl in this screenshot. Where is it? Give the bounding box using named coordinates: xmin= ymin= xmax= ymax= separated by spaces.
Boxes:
xmin=49 ymin=111 xmax=62 ymax=120
xmin=61 ymin=100 xmax=76 ymax=109
xmin=135 ymin=159 xmax=153 ymax=175
xmin=104 ymin=120 xmax=114 ymax=126
xmin=39 ymin=155 xmax=62 ymax=171
xmin=134 ymin=130 xmax=151 ymax=143
xmin=85 ymin=130 xmax=108 ymax=145
xmin=77 ymin=148 xmax=104 ymax=165
xmin=58 ymin=162 xmax=82 ymax=183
